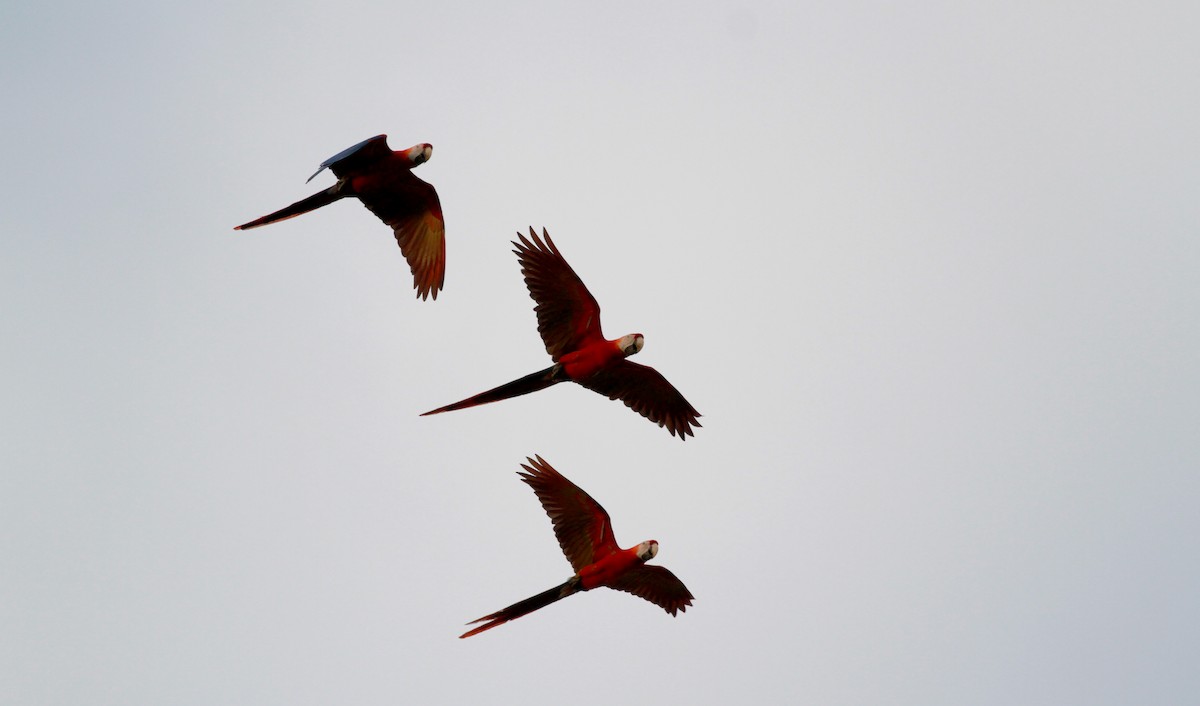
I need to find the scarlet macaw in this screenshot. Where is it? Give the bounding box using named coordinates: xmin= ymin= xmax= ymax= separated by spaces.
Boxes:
xmin=234 ymin=134 xmax=446 ymax=300
xmin=423 ymin=228 xmax=701 ymax=439
xmin=461 ymin=455 xmax=693 ymax=638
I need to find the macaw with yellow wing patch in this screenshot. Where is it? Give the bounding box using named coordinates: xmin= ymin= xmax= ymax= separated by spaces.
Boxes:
xmin=234 ymin=134 xmax=446 ymax=300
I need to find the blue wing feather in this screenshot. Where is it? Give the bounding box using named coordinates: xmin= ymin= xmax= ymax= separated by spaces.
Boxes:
xmin=306 ymin=134 xmax=388 ymax=183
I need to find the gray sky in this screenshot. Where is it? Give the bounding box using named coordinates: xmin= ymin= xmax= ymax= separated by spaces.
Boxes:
xmin=3 ymin=2 xmax=1198 ymax=704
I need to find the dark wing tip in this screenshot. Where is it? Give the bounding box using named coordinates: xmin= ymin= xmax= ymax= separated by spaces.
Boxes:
xmin=511 ymin=226 xmax=557 ymax=256
xmin=669 ymin=411 xmax=703 ymax=440
xmin=517 ymin=454 xmax=556 ymax=486
xmin=669 ymin=595 xmax=695 ymax=616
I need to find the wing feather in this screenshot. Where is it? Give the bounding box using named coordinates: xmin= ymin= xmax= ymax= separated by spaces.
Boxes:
xmin=518 ymin=455 xmax=620 ymax=573
xmin=310 ymin=134 xmax=390 ymax=182
xmin=513 ymin=228 xmax=603 ymax=360
xmin=608 ymin=564 xmax=694 ymax=616
xmin=579 ymin=361 xmax=701 ymax=439
xmin=357 ymin=174 xmax=446 ymax=300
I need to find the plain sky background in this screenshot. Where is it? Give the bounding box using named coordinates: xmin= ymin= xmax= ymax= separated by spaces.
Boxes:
xmin=2 ymin=2 xmax=1198 ymax=704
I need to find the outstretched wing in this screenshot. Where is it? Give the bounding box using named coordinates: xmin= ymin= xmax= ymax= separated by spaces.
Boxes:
xmin=309 ymin=134 xmax=390 ymax=182
xmin=579 ymin=360 xmax=701 ymax=439
xmin=513 ymin=228 xmax=604 ymax=360
xmin=356 ymin=173 xmax=446 ymax=300
xmin=608 ymin=564 xmax=694 ymax=616
xmin=518 ymin=455 xmax=620 ymax=573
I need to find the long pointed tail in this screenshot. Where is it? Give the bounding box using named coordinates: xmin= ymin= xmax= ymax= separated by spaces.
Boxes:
xmin=233 ymin=185 xmax=345 ymax=230
xmin=460 ymin=578 xmax=580 ymax=638
xmin=421 ymin=366 xmax=563 ymax=416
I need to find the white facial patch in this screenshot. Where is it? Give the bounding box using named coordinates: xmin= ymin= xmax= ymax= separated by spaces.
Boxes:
xmin=405 ymin=144 xmax=432 ymax=166
xmin=620 ymin=334 xmax=645 ymax=356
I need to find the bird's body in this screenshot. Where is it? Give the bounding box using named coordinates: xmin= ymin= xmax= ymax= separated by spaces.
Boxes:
xmin=576 ymin=544 xmax=645 ymax=590
xmin=234 ymin=135 xmax=446 ymax=300
xmin=557 ymin=338 xmax=627 ymax=380
xmin=460 ymin=456 xmax=693 ymax=638
xmin=423 ymin=228 xmax=700 ymax=439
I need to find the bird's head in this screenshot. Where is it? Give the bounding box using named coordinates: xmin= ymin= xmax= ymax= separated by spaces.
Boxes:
xmin=618 ymin=333 xmax=645 ymax=357
xmin=637 ymin=540 xmax=659 ymax=562
xmin=403 ymin=143 xmax=433 ymax=166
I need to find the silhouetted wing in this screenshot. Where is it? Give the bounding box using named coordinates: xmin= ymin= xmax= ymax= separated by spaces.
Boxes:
xmin=513 ymin=228 xmax=603 ymax=360
xmin=518 ymin=455 xmax=620 ymax=573
xmin=609 ymin=564 xmax=694 ymax=616
xmin=357 ymin=173 xmax=446 ymax=300
xmin=308 ymin=134 xmax=390 ymax=182
xmin=579 ymin=360 xmax=701 ymax=439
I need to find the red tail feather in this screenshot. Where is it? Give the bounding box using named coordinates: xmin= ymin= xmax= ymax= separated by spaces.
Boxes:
xmin=422 ymin=366 xmax=563 ymax=416
xmin=460 ymin=579 xmax=579 ymax=638
xmin=234 ymin=185 xmax=344 ymax=230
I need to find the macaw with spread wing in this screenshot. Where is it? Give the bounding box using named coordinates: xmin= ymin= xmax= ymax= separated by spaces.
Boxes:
xmin=234 ymin=134 xmax=446 ymax=300
xmin=461 ymin=455 xmax=693 ymax=638
xmin=422 ymin=227 xmax=700 ymax=439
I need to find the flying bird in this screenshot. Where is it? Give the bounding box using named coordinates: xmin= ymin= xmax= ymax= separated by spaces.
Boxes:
xmin=422 ymin=227 xmax=700 ymax=439
xmin=461 ymin=455 xmax=693 ymax=638
xmin=234 ymin=134 xmax=446 ymax=300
